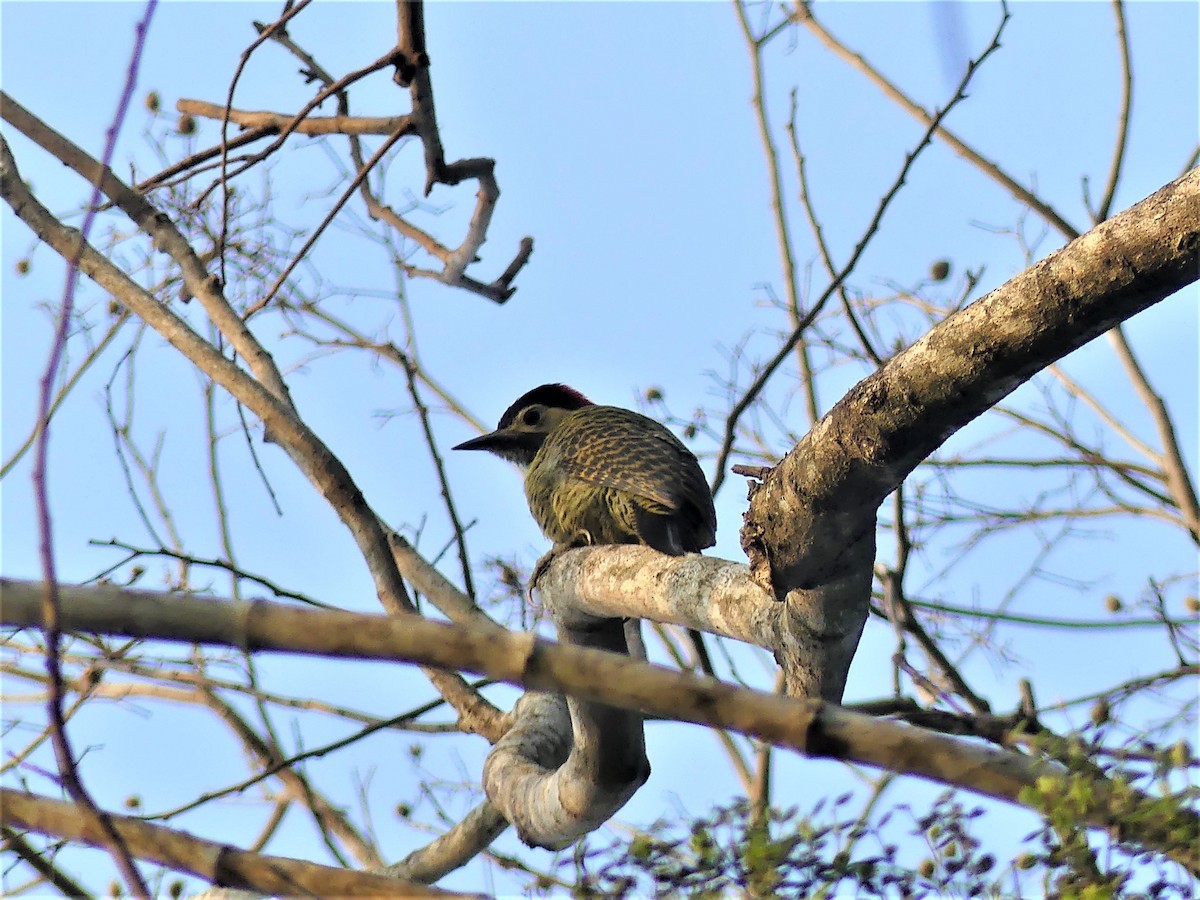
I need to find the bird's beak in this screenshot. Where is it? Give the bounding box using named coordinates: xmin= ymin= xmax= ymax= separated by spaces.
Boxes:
xmin=452 ymin=429 xmax=540 ymax=467
xmin=452 ymin=430 xmax=512 ymax=452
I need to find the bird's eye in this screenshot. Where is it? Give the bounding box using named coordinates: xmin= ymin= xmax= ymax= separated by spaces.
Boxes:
xmin=521 ymin=407 xmax=542 ymax=427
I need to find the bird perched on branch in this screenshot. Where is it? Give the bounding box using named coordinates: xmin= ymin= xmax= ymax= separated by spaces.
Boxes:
xmin=453 ymin=383 xmax=717 ymax=668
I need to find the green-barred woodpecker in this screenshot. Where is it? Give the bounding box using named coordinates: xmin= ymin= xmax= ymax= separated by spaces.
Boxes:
xmin=453 ymin=383 xmax=717 ymax=668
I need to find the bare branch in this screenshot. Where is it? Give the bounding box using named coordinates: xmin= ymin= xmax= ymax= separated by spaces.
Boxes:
xmin=4 ymin=576 xmax=1196 ymax=872
xmin=1106 ymin=327 xmax=1200 ymax=542
xmin=1 ymin=92 xmax=299 ymax=416
xmin=741 ymin=167 xmax=1199 ymax=699
xmin=2 ymin=789 xmax=479 ymax=898
xmin=1 ymin=825 xmax=91 ymax=899
xmin=713 ymin=4 xmax=1009 ymax=495
xmin=0 ymin=130 xmax=409 ymax=616
xmin=385 ymin=801 xmax=509 ymax=883
xmin=1093 ymin=0 xmax=1134 ymax=222
xmin=793 ymin=0 xmax=1081 ymax=240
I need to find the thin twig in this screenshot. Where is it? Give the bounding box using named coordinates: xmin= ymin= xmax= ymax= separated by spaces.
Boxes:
xmin=1107 ymin=328 xmax=1200 ymax=542
xmin=733 ymin=2 xmax=820 ymax=427
xmin=1 ymin=310 xmax=130 ymax=479
xmin=1 ymin=825 xmax=91 ymax=899
xmin=794 ymin=0 xmax=1079 ymax=241
xmin=713 ymin=2 xmax=1010 ymax=493
xmin=24 ymin=5 xmax=158 ymax=895
xmin=1094 ymin=0 xmax=1133 ymax=222
xmin=401 ymin=354 xmax=477 ymax=599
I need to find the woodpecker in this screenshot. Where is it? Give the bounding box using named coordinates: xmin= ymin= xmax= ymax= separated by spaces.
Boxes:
xmin=453 ymin=384 xmax=717 ymax=666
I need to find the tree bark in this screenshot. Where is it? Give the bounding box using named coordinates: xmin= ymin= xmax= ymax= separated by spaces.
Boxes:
xmin=3 ymin=577 xmax=1196 ymax=874
xmin=741 ymin=167 xmax=1200 ymax=699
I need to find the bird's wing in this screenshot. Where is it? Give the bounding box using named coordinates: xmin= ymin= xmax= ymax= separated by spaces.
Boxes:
xmin=549 ymin=406 xmax=716 ymax=542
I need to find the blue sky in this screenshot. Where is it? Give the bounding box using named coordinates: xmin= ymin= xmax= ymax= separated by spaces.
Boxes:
xmin=2 ymin=1 xmax=1197 ymax=895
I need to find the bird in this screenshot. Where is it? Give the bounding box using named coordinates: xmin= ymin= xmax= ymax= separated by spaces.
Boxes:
xmin=453 ymin=383 xmax=717 ymax=669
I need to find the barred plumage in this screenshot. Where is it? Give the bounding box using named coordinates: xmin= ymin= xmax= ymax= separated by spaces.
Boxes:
xmin=453 ymin=383 xmax=717 ymax=669
xmin=454 ymin=384 xmax=716 ymax=556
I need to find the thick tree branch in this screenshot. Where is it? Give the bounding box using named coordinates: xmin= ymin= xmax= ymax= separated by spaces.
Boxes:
xmin=482 ymin=693 xmax=577 ymax=849
xmin=3 ymin=577 xmax=1195 ymax=872
xmin=537 ymin=546 xmax=777 ymax=649
xmin=742 ymin=168 xmax=1200 ymax=698
xmin=396 ymin=539 xmax=655 ymax=851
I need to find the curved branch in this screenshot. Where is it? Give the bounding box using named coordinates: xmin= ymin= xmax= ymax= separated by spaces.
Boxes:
xmin=387 ymin=0 xmax=531 ymax=301
xmin=384 ymin=801 xmax=509 ymax=884
xmin=740 ymin=168 xmax=1200 ymax=698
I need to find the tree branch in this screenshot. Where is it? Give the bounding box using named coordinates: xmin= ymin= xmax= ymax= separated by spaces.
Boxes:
xmin=1 ymin=789 xmax=479 ymax=898
xmin=0 ymin=127 xmax=511 ymax=737
xmin=4 ymin=577 xmax=1195 ymax=872
xmin=741 ymin=167 xmax=1200 ymax=699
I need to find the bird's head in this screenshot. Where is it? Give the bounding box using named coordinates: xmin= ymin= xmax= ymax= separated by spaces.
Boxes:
xmin=452 ymin=383 xmax=593 ymax=468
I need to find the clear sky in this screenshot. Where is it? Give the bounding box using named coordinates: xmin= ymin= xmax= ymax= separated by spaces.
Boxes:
xmin=2 ymin=1 xmax=1197 ymax=895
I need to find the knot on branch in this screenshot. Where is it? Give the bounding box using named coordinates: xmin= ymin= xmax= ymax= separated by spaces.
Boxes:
xmin=392 ymin=49 xmax=430 ymax=88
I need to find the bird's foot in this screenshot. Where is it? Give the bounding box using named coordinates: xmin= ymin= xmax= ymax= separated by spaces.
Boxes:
xmin=529 ymin=543 xmax=570 ymax=602
xmin=528 ymin=533 xmax=594 ymax=602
